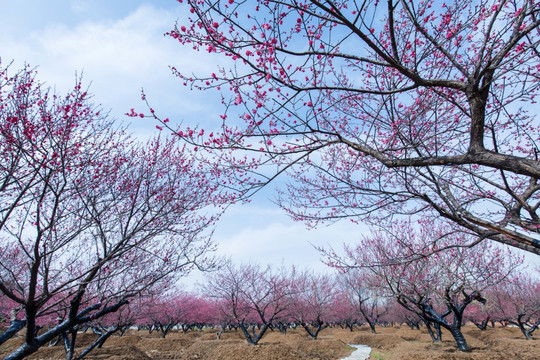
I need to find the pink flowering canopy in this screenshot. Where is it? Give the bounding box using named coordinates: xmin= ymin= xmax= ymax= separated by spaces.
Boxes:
xmin=0 ymin=62 xmax=237 ymax=360
xmin=156 ymin=0 xmax=540 ymax=255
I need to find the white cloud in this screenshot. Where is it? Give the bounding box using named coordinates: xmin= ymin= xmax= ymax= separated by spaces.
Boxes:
xmin=183 ymin=203 xmax=367 ymax=289
xmin=213 ymin=203 xmax=365 ymax=267
xmin=1 ymin=2 xmax=371 ymax=291
xmin=1 ymin=4 xmax=226 ymax=137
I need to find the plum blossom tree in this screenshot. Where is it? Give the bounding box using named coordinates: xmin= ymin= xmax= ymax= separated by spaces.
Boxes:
xmin=337 ymin=269 xmax=390 ymax=334
xmin=137 ymin=291 xmax=214 ymax=339
xmin=175 ymin=293 xmax=216 ymax=333
xmin=333 ymin=221 xmax=521 ymax=351
xmin=380 ymin=298 xmax=420 ymax=329
xmin=465 ymin=294 xmax=497 ymax=331
xmin=211 ymin=298 xmax=240 ymax=339
xmin=0 ymin=63 xmax=234 ymax=360
xmin=329 ymin=294 xmax=361 ymax=331
xmin=287 ymin=271 xmax=338 ymax=339
xmin=156 ymin=0 xmax=540 ymax=255
xmin=204 ymin=262 xmax=292 ymax=345
xmin=56 ymin=296 xmax=145 ymax=360
xmin=490 ymin=271 xmax=540 ymax=339
xmin=141 ymin=296 xmax=182 ymax=339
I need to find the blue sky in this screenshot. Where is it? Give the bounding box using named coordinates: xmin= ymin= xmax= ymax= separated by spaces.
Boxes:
xmin=2 ymin=1 xmax=536 ymax=286
xmin=0 ymin=0 xmax=364 ymax=287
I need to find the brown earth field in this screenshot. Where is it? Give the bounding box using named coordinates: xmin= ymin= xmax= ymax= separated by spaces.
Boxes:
xmin=1 ymin=325 xmax=538 ymax=360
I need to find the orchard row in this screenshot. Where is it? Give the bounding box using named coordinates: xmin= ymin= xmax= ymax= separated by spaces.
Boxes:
xmin=2 ymin=0 xmax=540 ymax=359
xmin=2 ymin=256 xmax=538 ymax=358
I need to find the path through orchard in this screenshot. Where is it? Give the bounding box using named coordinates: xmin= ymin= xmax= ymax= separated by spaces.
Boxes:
xmin=340 ymin=345 xmax=371 ymax=360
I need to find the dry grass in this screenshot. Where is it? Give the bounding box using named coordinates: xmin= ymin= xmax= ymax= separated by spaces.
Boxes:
xmin=0 ymin=325 xmax=538 ymax=359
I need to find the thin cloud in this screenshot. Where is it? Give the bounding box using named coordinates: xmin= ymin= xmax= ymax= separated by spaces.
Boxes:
xmin=2 ymin=4 xmax=224 ymax=134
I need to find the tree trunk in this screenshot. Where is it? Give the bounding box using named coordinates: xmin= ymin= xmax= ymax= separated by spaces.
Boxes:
xmin=424 ymin=321 xmax=442 ymax=343
xmin=301 ymin=322 xmax=328 ymax=340
xmin=4 ymin=342 xmax=41 ymax=360
xmin=64 ymin=328 xmax=77 ymax=360
xmin=367 ymin=321 xmax=376 ymax=334
xmin=516 ymin=321 xmax=537 ymax=340
xmin=448 ymin=328 xmax=470 ymax=352
xmin=0 ymin=320 xmax=26 ymax=346
xmin=75 ymin=327 xmax=119 ymax=360
xmin=239 ymin=323 xmax=270 ymax=345
xmin=472 ymin=318 xmax=489 ymax=331
xmin=3 ymin=299 xmax=127 ymax=360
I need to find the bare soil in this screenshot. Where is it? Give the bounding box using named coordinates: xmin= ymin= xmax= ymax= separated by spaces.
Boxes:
xmin=0 ymin=325 xmax=538 ymax=360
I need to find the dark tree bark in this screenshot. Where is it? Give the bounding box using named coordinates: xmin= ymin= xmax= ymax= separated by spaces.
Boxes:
xmin=471 ymin=317 xmax=490 ymax=331
xmin=424 ymin=320 xmax=442 ymax=343
xmin=238 ymin=322 xmax=272 ymax=346
xmin=0 ymin=320 xmax=26 ymax=346
xmin=300 ymin=320 xmax=329 ymax=340
xmin=405 ymin=316 xmax=421 ymax=330
xmin=4 ymin=299 xmax=127 ymax=360
xmin=74 ymin=326 xmax=121 ymax=360
xmin=507 ymin=314 xmax=539 ymax=340
xmin=398 ymin=291 xmax=486 ymax=352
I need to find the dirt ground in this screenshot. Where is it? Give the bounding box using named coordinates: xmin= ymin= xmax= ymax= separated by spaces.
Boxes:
xmin=0 ymin=325 xmax=538 ymax=360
